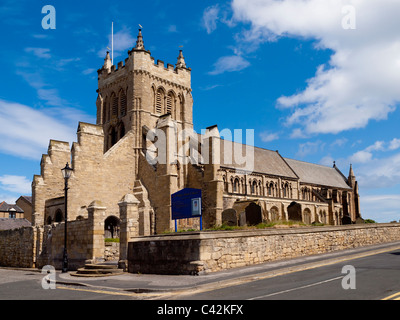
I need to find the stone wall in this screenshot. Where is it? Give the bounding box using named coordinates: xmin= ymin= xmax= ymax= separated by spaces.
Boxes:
xmin=0 ymin=226 xmax=37 ymax=268
xmin=128 ymin=223 xmax=400 ymax=275
xmin=0 ymin=201 xmax=107 ymax=271
xmin=104 ymin=242 xmax=120 ymax=261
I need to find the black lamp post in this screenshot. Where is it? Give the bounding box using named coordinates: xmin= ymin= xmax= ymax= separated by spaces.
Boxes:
xmin=61 ymin=162 xmax=73 ymax=273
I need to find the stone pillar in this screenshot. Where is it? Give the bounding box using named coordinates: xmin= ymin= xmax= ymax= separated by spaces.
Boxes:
xmin=118 ymin=194 xmax=140 ymax=271
xmin=87 ymin=200 xmax=106 ymax=264
xmin=203 ymin=132 xmax=223 ymax=228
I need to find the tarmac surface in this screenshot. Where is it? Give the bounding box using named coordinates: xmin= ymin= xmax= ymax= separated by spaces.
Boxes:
xmin=53 ymin=241 xmax=400 ymax=294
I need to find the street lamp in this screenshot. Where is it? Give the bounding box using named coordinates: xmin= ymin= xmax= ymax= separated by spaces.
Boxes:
xmin=61 ymin=162 xmax=73 ymax=273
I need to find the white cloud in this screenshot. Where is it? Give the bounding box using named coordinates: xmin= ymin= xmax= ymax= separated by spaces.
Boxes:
xmin=167 ymin=25 xmax=178 ymax=33
xmin=331 ymin=138 xmax=348 ymax=148
xmin=389 ymin=138 xmax=400 ymax=151
xmin=231 ymin=0 xmax=400 ymax=134
xmin=319 ymin=155 xmax=334 ymax=167
xmin=259 ymin=131 xmax=279 ymax=142
xmin=354 ymin=153 xmax=400 ymax=189
xmin=349 ymin=150 xmax=372 ymax=164
xmin=0 ymin=175 xmax=31 ymax=194
xmin=82 ymin=68 xmax=96 ymax=75
xmin=24 ymin=47 xmax=51 ymax=59
xmin=202 ymin=5 xmax=220 ymax=34
xmin=0 ymin=99 xmax=77 ymax=159
xmin=296 ymin=140 xmax=325 ymax=158
xmin=361 ymin=194 xmax=400 ymax=223
xmin=98 ymin=26 xmax=135 ymax=60
xmin=209 ymin=55 xmax=250 ymax=75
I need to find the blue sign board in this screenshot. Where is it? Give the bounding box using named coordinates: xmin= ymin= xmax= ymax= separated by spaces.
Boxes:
xmin=171 ymin=188 xmax=202 ymax=220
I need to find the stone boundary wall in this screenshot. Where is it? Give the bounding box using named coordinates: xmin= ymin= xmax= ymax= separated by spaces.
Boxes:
xmin=0 ymin=201 xmax=107 ymax=270
xmin=128 ymin=223 xmax=400 ymax=275
xmin=0 ymin=227 xmax=37 ymax=268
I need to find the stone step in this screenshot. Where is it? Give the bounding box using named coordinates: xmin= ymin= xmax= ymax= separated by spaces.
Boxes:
xmin=83 ymin=264 xmax=118 ymax=270
xmin=76 ymin=267 xmax=123 ymax=274
xmin=71 ymin=262 xmax=124 ymax=277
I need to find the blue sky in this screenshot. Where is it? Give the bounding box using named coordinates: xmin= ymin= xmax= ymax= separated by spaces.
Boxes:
xmin=1 ymin=0 xmax=400 ymax=222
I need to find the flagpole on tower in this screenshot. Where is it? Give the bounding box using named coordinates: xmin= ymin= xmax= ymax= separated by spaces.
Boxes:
xmin=111 ymin=21 xmax=114 ymax=65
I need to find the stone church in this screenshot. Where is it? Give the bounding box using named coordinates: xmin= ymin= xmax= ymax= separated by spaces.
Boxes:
xmin=31 ymin=29 xmax=362 ymax=238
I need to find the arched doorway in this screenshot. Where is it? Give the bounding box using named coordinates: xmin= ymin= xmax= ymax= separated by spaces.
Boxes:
xmin=288 ymin=202 xmax=302 ymax=221
xmin=270 ymin=206 xmax=279 ymax=221
xmin=104 ymin=216 xmax=120 ymax=239
xmin=303 ymin=208 xmax=312 ymax=224
xmin=245 ymin=202 xmax=262 ymax=226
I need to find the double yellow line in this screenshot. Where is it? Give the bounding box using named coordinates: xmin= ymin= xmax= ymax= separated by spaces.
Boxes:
xmin=382 ymin=292 xmax=400 ymax=300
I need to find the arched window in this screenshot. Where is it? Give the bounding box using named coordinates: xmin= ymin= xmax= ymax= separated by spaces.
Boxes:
xmin=119 ymin=89 xmax=127 ymax=117
xmin=103 ymin=96 xmax=108 ymax=123
xmin=110 ymin=126 xmax=117 ymax=146
xmin=156 ymin=88 xmax=164 ymax=114
xmin=233 ymin=178 xmax=240 ymax=193
xmin=55 ymin=209 xmax=63 ymax=223
xmin=111 ymin=93 xmax=118 ymax=117
xmin=119 ymin=122 xmax=125 ymax=139
xmin=179 ymin=94 xmax=185 ymax=121
xmin=166 ymin=91 xmax=175 ymax=115
xmin=267 ymin=182 xmax=272 ymax=196
xmin=252 ymin=180 xmax=257 ymax=195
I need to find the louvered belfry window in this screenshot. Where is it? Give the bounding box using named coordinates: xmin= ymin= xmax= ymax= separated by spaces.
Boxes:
xmin=120 ymin=91 xmax=127 ymax=117
xmin=166 ymin=94 xmax=173 ymax=114
xmin=112 ymin=95 xmax=118 ymax=116
xmin=156 ymin=89 xmax=163 ymax=114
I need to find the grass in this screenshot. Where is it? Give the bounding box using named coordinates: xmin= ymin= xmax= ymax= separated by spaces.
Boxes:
xmin=162 ymin=220 xmax=325 ymax=234
xmin=105 ymin=238 xmax=120 ymax=243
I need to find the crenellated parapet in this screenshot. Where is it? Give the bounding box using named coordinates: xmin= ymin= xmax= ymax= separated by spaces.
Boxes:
xmin=32 ymin=140 xmax=71 ymax=226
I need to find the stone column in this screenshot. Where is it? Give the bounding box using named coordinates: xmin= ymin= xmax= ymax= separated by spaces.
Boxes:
xmin=118 ymin=194 xmax=140 ymax=271
xmin=87 ymin=200 xmax=106 ymax=264
xmin=203 ymin=132 xmax=223 ymax=228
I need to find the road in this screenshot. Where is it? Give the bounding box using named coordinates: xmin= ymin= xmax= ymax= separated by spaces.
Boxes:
xmin=169 ymin=246 xmax=400 ymax=300
xmin=0 ymin=244 xmax=400 ymax=301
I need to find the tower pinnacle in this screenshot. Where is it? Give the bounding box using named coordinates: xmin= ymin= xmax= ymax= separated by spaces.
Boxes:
xmin=176 ymin=50 xmax=186 ymax=68
xmin=135 ymin=29 xmax=145 ymax=50
xmin=103 ymin=51 xmax=112 ymax=72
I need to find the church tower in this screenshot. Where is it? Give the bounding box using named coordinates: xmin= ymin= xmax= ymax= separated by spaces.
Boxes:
xmin=96 ymin=29 xmax=193 ymax=153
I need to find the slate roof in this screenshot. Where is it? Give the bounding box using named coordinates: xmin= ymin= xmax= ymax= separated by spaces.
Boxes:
xmin=218 ymin=139 xmax=298 ymax=179
xmin=0 ymin=202 xmax=24 ymax=213
xmin=0 ymin=218 xmax=31 ymax=231
xmin=284 ymin=158 xmax=351 ymax=189
xmin=197 ymin=132 xmax=351 ymax=188
xmin=18 ymin=196 xmax=32 ymax=204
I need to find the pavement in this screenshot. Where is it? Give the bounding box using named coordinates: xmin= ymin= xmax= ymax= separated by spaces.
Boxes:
xmin=54 ymin=241 xmax=400 ymax=295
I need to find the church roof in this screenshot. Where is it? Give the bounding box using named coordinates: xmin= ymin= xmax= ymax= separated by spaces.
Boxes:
xmin=284 ymin=158 xmax=351 ymax=189
xmin=218 ymin=139 xmax=298 ymax=179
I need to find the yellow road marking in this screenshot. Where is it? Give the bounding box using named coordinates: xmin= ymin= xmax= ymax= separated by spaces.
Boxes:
xmin=382 ymin=292 xmax=400 ymax=300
